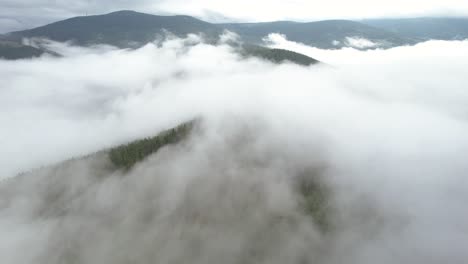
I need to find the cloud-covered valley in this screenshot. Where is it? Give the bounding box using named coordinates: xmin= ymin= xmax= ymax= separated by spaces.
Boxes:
xmin=1 ymin=35 xmax=468 ymax=263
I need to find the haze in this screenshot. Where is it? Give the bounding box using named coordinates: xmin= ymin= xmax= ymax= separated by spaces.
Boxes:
xmin=1 ymin=2 xmax=468 ymax=263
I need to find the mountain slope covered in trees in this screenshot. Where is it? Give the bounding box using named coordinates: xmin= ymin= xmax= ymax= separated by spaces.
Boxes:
xmin=1 ymin=10 xmax=419 ymax=54
xmin=5 ymin=119 xmax=331 ymax=233
xmin=0 ymin=41 xmax=44 ymax=59
xmin=7 ymin=10 xmax=222 ymax=47
xmin=362 ymin=17 xmax=468 ymax=40
xmin=221 ymin=20 xmax=416 ymax=48
xmin=2 ymin=11 xmax=466 ymax=61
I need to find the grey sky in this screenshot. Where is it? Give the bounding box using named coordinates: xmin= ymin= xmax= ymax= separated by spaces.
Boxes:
xmin=1 ymin=0 xmax=468 ymax=33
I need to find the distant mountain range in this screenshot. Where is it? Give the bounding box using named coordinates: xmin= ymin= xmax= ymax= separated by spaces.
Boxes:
xmin=363 ymin=18 xmax=468 ymax=41
xmin=221 ymin=20 xmax=414 ymax=48
xmin=5 ymin=11 xmax=222 ymax=47
xmin=1 ymin=10 xmax=467 ymax=61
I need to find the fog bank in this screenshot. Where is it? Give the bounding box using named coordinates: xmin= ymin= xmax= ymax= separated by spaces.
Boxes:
xmin=1 ymin=35 xmax=468 ymax=263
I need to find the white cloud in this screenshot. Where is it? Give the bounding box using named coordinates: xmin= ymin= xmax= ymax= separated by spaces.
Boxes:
xmin=344 ymin=37 xmax=381 ymax=49
xmin=2 ymin=35 xmax=468 ymax=177
xmin=1 ymin=35 xmax=468 ymax=263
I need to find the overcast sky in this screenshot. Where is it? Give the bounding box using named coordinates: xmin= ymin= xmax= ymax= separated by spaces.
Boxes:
xmin=1 ymin=0 xmax=468 ymax=33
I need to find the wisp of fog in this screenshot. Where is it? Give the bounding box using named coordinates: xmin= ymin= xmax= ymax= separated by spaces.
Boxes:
xmin=1 ymin=34 xmax=468 ymax=263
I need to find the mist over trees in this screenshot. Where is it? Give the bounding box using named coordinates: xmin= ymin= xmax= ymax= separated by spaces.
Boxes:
xmin=1 ymin=12 xmax=468 ymax=264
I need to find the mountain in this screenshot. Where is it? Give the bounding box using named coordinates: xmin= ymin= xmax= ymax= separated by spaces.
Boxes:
xmin=362 ymin=18 xmax=468 ymax=41
xmin=221 ymin=20 xmax=416 ymax=49
xmin=4 ymin=10 xmax=415 ymax=51
xmin=0 ymin=119 xmax=331 ymax=262
xmin=7 ymin=120 xmax=329 ymax=232
xmin=6 ymin=10 xmax=223 ymax=48
xmin=4 ymin=11 xmax=466 ymax=61
xmin=0 ymin=40 xmax=44 ymax=60
xmin=1 ymin=11 xmax=320 ymax=65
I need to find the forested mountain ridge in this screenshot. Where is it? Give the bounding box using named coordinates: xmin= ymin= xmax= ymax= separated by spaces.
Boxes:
xmin=221 ymin=20 xmax=416 ymax=48
xmin=2 ymin=10 xmax=467 ymax=61
xmin=4 ymin=11 xmax=410 ymax=49
xmin=2 ymin=119 xmax=331 ymax=233
xmin=6 ymin=11 xmax=221 ymax=47
xmin=0 ymin=40 xmax=44 ymax=59
xmin=362 ymin=17 xmax=468 ymax=40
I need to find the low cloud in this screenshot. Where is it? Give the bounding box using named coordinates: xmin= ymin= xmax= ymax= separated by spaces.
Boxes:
xmin=344 ymin=37 xmax=381 ymax=49
xmin=1 ymin=35 xmax=468 ymax=263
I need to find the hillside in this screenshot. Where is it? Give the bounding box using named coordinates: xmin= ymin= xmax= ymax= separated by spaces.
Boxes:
xmin=4 ymin=10 xmax=417 ymax=51
xmin=222 ymin=20 xmax=416 ymax=48
xmin=4 ymin=119 xmax=331 ymax=233
xmin=363 ymin=18 xmax=468 ymax=40
xmin=3 ymin=11 xmax=466 ymax=61
xmin=1 ymin=11 xmax=322 ymax=65
xmin=0 ymin=40 xmax=44 ymax=59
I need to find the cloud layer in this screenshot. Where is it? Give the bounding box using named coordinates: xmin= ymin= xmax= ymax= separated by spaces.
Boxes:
xmin=2 ymin=0 xmax=468 ymax=32
xmin=1 ymin=36 xmax=468 ymax=263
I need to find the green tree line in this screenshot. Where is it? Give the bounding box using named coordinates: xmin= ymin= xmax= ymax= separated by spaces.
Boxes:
xmin=109 ymin=121 xmax=195 ymax=169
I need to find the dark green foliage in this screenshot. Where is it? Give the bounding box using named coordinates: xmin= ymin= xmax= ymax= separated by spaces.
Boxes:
xmin=109 ymin=121 xmax=194 ymax=169
xmin=0 ymin=44 xmax=44 ymax=60
xmin=222 ymin=20 xmax=416 ymax=49
xmin=295 ymin=172 xmax=332 ymax=232
xmin=241 ymin=45 xmax=319 ymax=66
